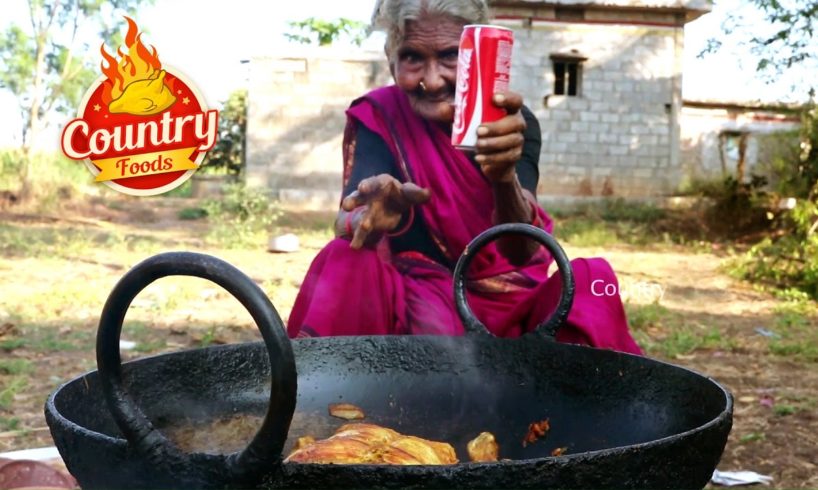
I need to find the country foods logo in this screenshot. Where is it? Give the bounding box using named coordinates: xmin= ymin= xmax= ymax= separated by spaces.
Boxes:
xmin=61 ymin=17 xmax=217 ymax=196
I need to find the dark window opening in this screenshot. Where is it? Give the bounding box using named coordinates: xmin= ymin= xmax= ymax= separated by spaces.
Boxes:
xmin=551 ymin=55 xmax=584 ymax=96
xmin=554 ymin=62 xmax=566 ymax=95
xmin=719 ymin=131 xmax=749 ymax=181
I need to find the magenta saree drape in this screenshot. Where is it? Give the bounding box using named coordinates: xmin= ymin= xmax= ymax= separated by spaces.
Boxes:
xmin=287 ymin=86 xmax=642 ymax=355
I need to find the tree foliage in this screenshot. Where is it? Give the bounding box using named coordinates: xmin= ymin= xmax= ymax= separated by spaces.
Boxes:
xmin=747 ymin=0 xmax=818 ymax=76
xmin=0 ymin=0 xmax=147 ymax=153
xmin=703 ymin=0 xmax=818 ymax=299
xmin=702 ymin=0 xmax=817 ymax=92
xmin=736 ymin=99 xmax=818 ymax=300
xmin=284 ymin=17 xmax=368 ymax=47
xmin=200 ymin=89 xmax=246 ymax=177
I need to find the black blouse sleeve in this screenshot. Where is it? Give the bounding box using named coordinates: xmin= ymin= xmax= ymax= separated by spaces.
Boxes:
xmin=342 ymin=124 xmax=400 ymax=197
xmin=343 ymin=122 xmax=449 ymax=264
xmin=516 ymin=105 xmax=541 ymax=196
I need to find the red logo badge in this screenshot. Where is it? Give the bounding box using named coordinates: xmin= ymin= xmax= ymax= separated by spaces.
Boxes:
xmin=61 ymin=17 xmax=218 ymax=196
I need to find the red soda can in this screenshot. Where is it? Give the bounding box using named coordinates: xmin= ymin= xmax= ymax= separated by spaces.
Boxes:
xmin=451 ymin=25 xmax=514 ymax=150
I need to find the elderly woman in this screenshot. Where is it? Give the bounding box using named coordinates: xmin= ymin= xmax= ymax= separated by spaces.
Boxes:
xmin=286 ymin=0 xmax=641 ymax=354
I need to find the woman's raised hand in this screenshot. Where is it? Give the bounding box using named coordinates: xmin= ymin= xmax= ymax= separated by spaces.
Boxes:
xmin=341 ymin=174 xmax=431 ymax=249
xmin=474 ymin=91 xmax=526 ymax=184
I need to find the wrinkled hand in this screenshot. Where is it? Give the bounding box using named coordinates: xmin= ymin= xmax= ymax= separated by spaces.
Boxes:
xmin=475 ymin=91 xmax=526 ymax=183
xmin=342 ymin=174 xmax=431 ymax=249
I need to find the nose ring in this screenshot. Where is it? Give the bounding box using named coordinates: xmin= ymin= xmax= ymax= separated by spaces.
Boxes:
xmin=419 ymin=81 xmax=427 ymax=92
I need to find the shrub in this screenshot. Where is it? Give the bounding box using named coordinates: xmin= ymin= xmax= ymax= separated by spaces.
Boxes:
xmin=0 ymin=149 xmax=103 ymax=210
xmin=202 ymin=183 xmax=281 ymax=248
xmin=729 ymin=198 xmax=818 ymax=299
xmin=198 ymin=90 xmax=246 ymax=177
xmin=727 ymin=104 xmax=818 ymax=300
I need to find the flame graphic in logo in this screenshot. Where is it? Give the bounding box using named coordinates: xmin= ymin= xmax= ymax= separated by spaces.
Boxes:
xmin=100 ymin=17 xmax=176 ymax=115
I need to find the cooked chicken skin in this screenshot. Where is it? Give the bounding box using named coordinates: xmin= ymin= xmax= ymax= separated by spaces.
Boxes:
xmin=328 ymin=403 xmax=366 ymax=420
xmin=467 ymin=432 xmax=499 ymax=462
xmin=285 ymin=423 xmax=458 ymax=465
xmin=293 ymin=436 xmax=316 ymax=451
xmin=384 ymin=436 xmax=457 ymax=465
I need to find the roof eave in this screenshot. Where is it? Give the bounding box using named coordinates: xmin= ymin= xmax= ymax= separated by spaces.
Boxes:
xmin=490 ymin=0 xmax=712 ymax=24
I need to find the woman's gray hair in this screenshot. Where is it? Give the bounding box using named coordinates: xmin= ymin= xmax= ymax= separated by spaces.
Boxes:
xmin=371 ymin=0 xmax=489 ymax=59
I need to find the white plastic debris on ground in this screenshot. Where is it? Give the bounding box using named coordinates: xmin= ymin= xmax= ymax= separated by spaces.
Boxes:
xmin=711 ymin=470 xmax=773 ymax=486
xmin=268 ymin=233 xmax=300 ymax=253
xmin=119 ymin=339 xmax=137 ymax=350
xmin=0 ymin=446 xmax=62 ymax=461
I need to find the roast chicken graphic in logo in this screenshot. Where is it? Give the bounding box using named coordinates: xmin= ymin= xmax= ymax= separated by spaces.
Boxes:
xmin=61 ymin=17 xmax=218 ymax=196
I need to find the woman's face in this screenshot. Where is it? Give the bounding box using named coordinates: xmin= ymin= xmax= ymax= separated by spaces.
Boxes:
xmin=391 ymin=15 xmax=465 ymax=123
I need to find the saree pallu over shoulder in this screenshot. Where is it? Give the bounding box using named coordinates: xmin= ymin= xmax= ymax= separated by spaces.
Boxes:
xmin=345 ymin=85 xmax=554 ymax=278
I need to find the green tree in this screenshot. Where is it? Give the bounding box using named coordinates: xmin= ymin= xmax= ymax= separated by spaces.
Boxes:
xmin=745 ymin=0 xmax=817 ymax=79
xmin=0 ymin=0 xmax=148 ymax=196
xmin=284 ymin=17 xmax=368 ymax=47
xmin=200 ymin=89 xmax=247 ymax=177
xmin=704 ymin=0 xmax=818 ymax=298
xmin=0 ymin=0 xmax=150 ymax=152
xmin=703 ymin=0 xmax=817 ymax=89
xmin=707 ymin=0 xmax=818 ymax=196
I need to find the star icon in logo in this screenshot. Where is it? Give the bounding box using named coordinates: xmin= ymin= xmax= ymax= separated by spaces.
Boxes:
xmin=93 ymin=104 xmax=101 ymax=112
xmin=182 ymin=97 xmax=190 ymax=105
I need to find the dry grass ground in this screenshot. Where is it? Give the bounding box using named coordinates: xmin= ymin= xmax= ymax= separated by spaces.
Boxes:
xmin=0 ymin=196 xmax=815 ymax=488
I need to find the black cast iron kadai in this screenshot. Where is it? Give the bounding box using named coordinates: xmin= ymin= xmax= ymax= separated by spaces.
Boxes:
xmin=45 ymin=223 xmax=733 ymax=489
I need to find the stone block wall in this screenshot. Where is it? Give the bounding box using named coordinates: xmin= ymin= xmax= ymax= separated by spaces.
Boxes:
xmin=246 ymin=48 xmax=391 ymax=209
xmin=496 ymin=14 xmax=684 ymax=197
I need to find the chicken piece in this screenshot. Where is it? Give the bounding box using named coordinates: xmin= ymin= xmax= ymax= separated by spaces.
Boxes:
xmin=551 ymin=447 xmax=567 ymax=457
xmin=467 ymin=432 xmax=499 ymax=462
xmin=333 ymin=423 xmax=400 ymax=446
xmin=285 ymin=437 xmax=374 ymax=464
xmin=329 ymin=403 xmax=366 ymax=420
xmin=293 ymin=436 xmax=315 ymax=451
xmin=382 ymin=436 xmax=458 ymax=465
xmin=522 ymin=419 xmax=550 ymax=447
xmin=417 ymin=439 xmax=458 ymax=465
xmin=285 ymin=423 xmax=458 ymax=465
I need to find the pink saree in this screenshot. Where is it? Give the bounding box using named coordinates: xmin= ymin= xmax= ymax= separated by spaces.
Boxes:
xmin=287 ymin=86 xmax=642 ymax=355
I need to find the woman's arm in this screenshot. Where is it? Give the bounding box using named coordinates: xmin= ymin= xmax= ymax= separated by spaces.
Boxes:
xmin=335 ymin=123 xmax=430 ymax=249
xmin=475 ymin=93 xmax=541 ymax=265
xmin=339 ymin=175 xmax=430 ymax=249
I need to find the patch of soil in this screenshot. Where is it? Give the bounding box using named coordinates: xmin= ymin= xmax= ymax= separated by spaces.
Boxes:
xmin=685 ymin=353 xmax=818 ymax=488
xmin=569 ymin=245 xmax=818 ymax=489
